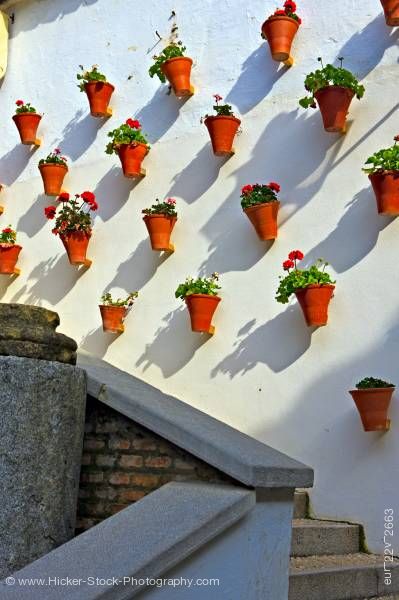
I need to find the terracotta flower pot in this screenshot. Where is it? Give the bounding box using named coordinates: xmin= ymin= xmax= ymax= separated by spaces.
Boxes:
xmin=60 ymin=231 xmax=91 ymax=265
xmin=244 ymin=201 xmax=280 ymax=240
xmin=143 ymin=214 xmax=177 ymax=251
xmin=84 ymin=81 xmax=114 ymax=117
xmin=161 ymin=57 xmax=193 ymax=97
xmin=13 ymin=113 xmax=41 ymax=145
xmin=99 ymin=305 xmax=127 ymax=333
xmin=295 ymin=284 xmax=335 ymax=327
xmin=314 ymin=86 xmax=355 ymax=133
xmin=117 ymin=143 xmax=148 ymax=177
xmin=381 ymin=0 xmax=399 ymax=25
xmin=261 ymin=15 xmax=299 ymax=62
xmin=0 ymin=244 xmax=22 ymax=273
xmin=350 ymin=387 xmax=394 ymax=431
xmin=39 ymin=163 xmax=68 ymax=196
xmin=369 ymin=171 xmax=399 ymax=215
xmin=204 ymin=115 xmax=241 ymax=156
xmin=185 ymin=294 xmax=221 ymax=333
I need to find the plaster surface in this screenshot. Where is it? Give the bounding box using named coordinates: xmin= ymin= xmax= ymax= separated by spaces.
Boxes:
xmin=0 ymin=0 xmax=397 ymax=552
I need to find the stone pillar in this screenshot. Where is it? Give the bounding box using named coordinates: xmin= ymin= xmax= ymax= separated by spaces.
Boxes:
xmin=0 ymin=304 xmax=86 ymax=577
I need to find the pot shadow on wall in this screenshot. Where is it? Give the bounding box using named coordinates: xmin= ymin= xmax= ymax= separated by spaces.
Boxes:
xmin=135 ymin=306 xmax=211 ymax=377
xmin=0 ymin=145 xmax=38 ymax=186
xmin=225 ymin=46 xmax=288 ymax=114
xmin=94 ymin=167 xmax=140 ymax=222
xmin=307 ymin=187 xmax=394 ymax=274
xmin=167 ymin=144 xmax=228 ymax=204
xmin=17 ymin=194 xmax=49 ymax=238
xmin=105 ymin=239 xmax=171 ymax=293
xmin=8 ymin=0 xmax=99 ymax=35
xmin=198 ymin=109 xmax=344 ymax=274
xmin=9 ymin=254 xmax=88 ymax=305
xmin=250 ymin=320 xmax=399 ymax=525
xmin=337 ymin=14 xmax=399 ymax=81
xmin=211 ymin=306 xmax=312 ymax=378
xmin=0 ymin=273 xmax=20 ymax=299
xmin=57 ymin=110 xmax=107 ymax=161
xmin=80 ymin=326 xmax=120 ymax=358
xmin=134 ymin=87 xmax=191 ymax=144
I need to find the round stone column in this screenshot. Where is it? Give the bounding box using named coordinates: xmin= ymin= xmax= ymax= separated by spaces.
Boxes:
xmin=0 ymin=304 xmax=86 ymax=577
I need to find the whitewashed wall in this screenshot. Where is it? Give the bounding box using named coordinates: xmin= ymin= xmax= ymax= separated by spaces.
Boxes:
xmin=0 ymin=0 xmax=398 ymax=553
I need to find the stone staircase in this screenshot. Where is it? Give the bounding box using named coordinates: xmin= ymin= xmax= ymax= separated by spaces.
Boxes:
xmin=290 ymin=491 xmax=399 ymax=600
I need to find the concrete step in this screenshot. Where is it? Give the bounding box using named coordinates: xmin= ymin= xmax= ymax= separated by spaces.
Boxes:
xmin=289 ymin=554 xmax=399 ymax=600
xmin=293 ymin=490 xmax=308 ymax=519
xmin=291 ymin=519 xmax=360 ymax=557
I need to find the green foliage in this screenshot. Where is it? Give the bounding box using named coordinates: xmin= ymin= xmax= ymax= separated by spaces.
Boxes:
xmin=363 ymin=138 xmax=399 ymax=174
xmin=39 ymin=148 xmax=68 ymax=167
xmin=356 ymin=377 xmax=394 ymax=389
xmin=105 ymin=121 xmax=150 ymax=155
xmin=175 ymin=273 xmax=221 ymax=300
xmin=142 ymin=198 xmax=177 ymax=217
xmin=77 ymin=65 xmax=107 ymax=92
xmin=276 ymin=259 xmax=335 ymax=304
xmin=0 ymin=225 xmax=16 ymax=244
xmin=101 ymin=291 xmax=139 ymax=307
xmin=299 ymin=58 xmax=365 ymax=109
xmin=149 ymin=43 xmax=186 ymax=83
xmin=240 ymin=183 xmax=279 ymax=209
xmin=204 ymin=94 xmax=236 ymax=119
xmin=15 ymin=101 xmax=36 ymax=114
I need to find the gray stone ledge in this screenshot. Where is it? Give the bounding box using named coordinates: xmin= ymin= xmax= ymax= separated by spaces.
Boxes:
xmin=78 ymin=351 xmax=313 ymax=489
xmin=0 ymin=482 xmax=255 ymax=599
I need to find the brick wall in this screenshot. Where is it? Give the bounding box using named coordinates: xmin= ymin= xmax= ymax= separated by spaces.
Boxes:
xmin=76 ymin=396 xmax=235 ymax=533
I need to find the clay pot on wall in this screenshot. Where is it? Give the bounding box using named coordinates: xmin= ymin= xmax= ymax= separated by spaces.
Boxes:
xmin=369 ymin=171 xmax=399 ymax=215
xmin=381 ymin=0 xmax=399 ymax=25
xmin=244 ymin=202 xmax=280 ymax=240
xmin=349 ymin=387 xmax=394 ymax=431
xmin=60 ymin=231 xmax=91 ymax=265
xmin=143 ymin=215 xmax=177 ymax=251
xmin=161 ymin=57 xmax=193 ymax=97
xmin=39 ymin=163 xmax=68 ymax=196
xmin=204 ymin=116 xmax=241 ymax=156
xmin=261 ymin=15 xmax=299 ymax=62
xmin=99 ymin=305 xmax=127 ymax=333
xmin=185 ymin=294 xmax=221 ymax=334
xmin=314 ymin=86 xmax=354 ymax=132
xmin=295 ymin=284 xmax=335 ymax=327
xmin=84 ymin=81 xmax=115 ymax=117
xmin=13 ymin=113 xmax=41 ymax=145
xmin=0 ymin=244 xmax=22 ymax=273
xmin=117 ymin=143 xmax=148 ymax=177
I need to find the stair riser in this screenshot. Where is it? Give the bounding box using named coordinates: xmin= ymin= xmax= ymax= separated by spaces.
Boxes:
xmin=291 ymin=526 xmax=360 ymax=557
xmin=294 ymin=492 xmax=308 ymax=519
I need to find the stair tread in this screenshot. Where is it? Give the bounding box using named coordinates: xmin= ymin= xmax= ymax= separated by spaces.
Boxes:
xmin=291 ymin=553 xmax=399 ymax=574
xmin=293 ymin=519 xmax=360 ymax=530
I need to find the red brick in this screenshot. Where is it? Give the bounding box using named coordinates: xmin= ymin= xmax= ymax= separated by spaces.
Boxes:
xmin=132 ymin=438 xmax=157 ymax=451
xmin=81 ymin=454 xmax=92 ymax=466
xmin=81 ymin=472 xmax=104 ymax=483
xmin=109 ymin=438 xmax=131 ymax=450
xmin=94 ymin=488 xmax=118 ymax=500
xmin=174 ymin=458 xmax=196 ymax=471
xmin=130 ymin=473 xmax=160 ymax=488
xmin=145 ymin=456 xmax=172 ymax=469
xmin=119 ymin=455 xmax=144 ymax=468
xmin=110 ymin=504 xmax=127 ymax=515
xmin=84 ymin=439 xmax=105 ymax=451
xmin=95 ymin=421 xmax=120 ymax=434
xmin=95 ymin=455 xmax=116 ymax=468
xmin=118 ymin=490 xmax=146 ymax=502
xmin=109 ymin=473 xmax=130 ymax=485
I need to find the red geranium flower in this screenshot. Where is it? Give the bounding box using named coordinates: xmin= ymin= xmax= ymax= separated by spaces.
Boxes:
xmin=57 ymin=192 xmax=70 ymax=202
xmin=54 ymin=148 xmax=61 ymax=155
xmin=89 ymin=201 xmax=98 ymax=211
xmin=288 ymin=250 xmax=304 ymax=261
xmin=80 ymin=191 xmax=96 ymax=204
xmin=166 ymin=198 xmax=176 ymax=205
xmin=283 ymin=259 xmax=295 ymax=271
xmin=126 ymin=118 xmax=140 ymax=129
xmin=284 ymin=0 xmax=297 ymax=12
xmin=241 ymin=184 xmax=254 ymax=195
xmin=44 ymin=206 xmax=57 ymax=219
xmin=15 ymin=100 xmax=24 ymax=106
xmin=213 ymin=94 xmax=223 ymax=102
xmin=394 ymin=135 xmax=399 ymax=142
xmin=274 ymin=9 xmax=286 ymax=15
xmin=268 ymin=182 xmax=281 ymax=193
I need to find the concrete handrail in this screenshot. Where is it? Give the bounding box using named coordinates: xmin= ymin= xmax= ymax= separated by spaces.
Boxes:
xmin=0 ymin=482 xmax=255 ymax=599
xmin=78 ymin=351 xmax=313 ymax=489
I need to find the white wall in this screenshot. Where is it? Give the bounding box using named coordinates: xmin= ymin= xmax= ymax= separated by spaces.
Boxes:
xmin=1 ymin=0 xmax=398 ymax=553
